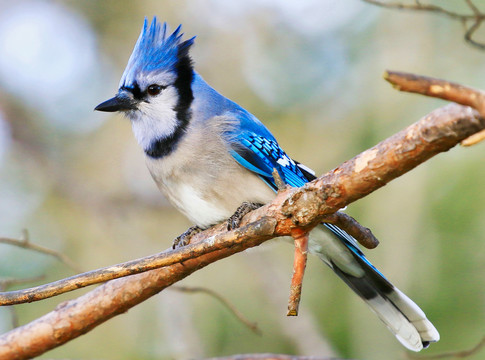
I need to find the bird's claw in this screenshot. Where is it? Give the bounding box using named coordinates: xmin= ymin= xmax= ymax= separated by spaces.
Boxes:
xmin=173 ymin=202 xmax=263 ymax=249
xmin=227 ymin=202 xmax=263 ymax=230
xmin=172 ymin=225 xmax=204 ymax=249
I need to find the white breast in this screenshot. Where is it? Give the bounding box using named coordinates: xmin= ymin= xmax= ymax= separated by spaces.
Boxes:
xmin=165 ymin=181 xmax=233 ymax=226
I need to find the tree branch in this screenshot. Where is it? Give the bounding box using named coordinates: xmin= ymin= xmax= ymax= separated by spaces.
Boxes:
xmin=322 ymin=212 xmax=379 ymax=249
xmin=0 ymin=217 xmax=280 ymax=306
xmin=385 ymin=71 xmax=485 ymax=147
xmin=362 ymin=0 xmax=477 ymax=20
xmin=287 ymin=228 xmax=309 ymax=316
xmin=0 ymin=72 xmax=484 ymax=359
xmin=384 ymin=70 xmax=485 ymax=115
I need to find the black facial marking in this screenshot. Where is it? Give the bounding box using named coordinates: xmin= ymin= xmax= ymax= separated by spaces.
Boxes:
xmin=121 ymin=81 xmax=144 ymax=100
xmin=173 ymin=51 xmax=194 ymax=123
xmin=145 ymin=49 xmax=194 ymax=159
xmin=145 ymin=125 xmax=187 ymax=158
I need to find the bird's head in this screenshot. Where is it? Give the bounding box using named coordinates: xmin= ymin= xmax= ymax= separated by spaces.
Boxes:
xmin=95 ymin=17 xmax=195 ymax=154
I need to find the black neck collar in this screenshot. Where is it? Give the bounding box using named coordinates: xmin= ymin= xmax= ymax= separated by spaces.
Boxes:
xmin=145 ymin=53 xmax=194 ymax=159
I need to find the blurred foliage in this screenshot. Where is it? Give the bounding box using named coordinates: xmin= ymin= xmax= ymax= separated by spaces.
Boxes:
xmin=0 ymin=0 xmax=484 ymax=359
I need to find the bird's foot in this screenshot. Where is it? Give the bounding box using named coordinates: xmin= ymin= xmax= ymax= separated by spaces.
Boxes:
xmin=173 ymin=225 xmax=204 ymax=249
xmin=227 ymin=202 xmax=263 ymax=230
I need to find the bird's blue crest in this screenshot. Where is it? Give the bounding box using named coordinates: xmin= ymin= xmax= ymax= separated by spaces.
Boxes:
xmin=120 ymin=17 xmax=195 ymax=88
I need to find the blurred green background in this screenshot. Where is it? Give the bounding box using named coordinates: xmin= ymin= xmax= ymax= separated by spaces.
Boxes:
xmin=0 ymin=0 xmax=484 ymax=359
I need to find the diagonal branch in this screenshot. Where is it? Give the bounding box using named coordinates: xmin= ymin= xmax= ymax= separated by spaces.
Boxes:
xmin=0 ymin=72 xmax=484 ymax=360
xmin=0 ymin=212 xmax=379 ymax=306
xmin=0 ymin=219 xmax=275 ymax=306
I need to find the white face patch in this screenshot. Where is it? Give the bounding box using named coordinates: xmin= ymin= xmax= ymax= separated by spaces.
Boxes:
xmin=128 ymin=85 xmax=180 ymax=151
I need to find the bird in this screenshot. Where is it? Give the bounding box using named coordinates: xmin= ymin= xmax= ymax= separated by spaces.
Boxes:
xmin=95 ymin=17 xmax=439 ymax=351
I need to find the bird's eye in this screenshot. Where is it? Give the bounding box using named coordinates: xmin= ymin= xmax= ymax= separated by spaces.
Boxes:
xmin=147 ymin=84 xmax=165 ymax=96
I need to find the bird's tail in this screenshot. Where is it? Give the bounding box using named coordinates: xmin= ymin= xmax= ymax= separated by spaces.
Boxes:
xmin=309 ymin=224 xmax=439 ymax=352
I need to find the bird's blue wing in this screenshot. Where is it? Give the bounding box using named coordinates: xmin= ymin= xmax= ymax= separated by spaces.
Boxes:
xmin=229 ymin=131 xmax=310 ymax=189
xmin=223 ymin=110 xmax=373 ymax=262
xmin=222 ymin=109 xmax=310 ymax=189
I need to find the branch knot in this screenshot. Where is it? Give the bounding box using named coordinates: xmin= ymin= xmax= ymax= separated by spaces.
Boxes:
xmin=282 ymin=187 xmax=327 ymax=227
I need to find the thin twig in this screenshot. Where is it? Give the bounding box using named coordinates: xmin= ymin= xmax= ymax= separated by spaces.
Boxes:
xmin=0 ymin=276 xmax=46 ymax=291
xmin=0 ymin=230 xmax=82 ymax=273
xmin=465 ymin=0 xmax=480 ymax=16
xmin=7 ymin=307 xmax=19 ymax=329
xmin=464 ymin=0 xmax=485 ymax=50
xmin=384 ymin=70 xmax=485 ymax=116
xmin=322 ymin=212 xmax=379 ymax=249
xmin=272 ymin=168 xmax=287 ymax=191
xmin=171 ymin=286 xmax=262 ymax=335
xmin=287 ymin=228 xmax=309 ymax=316
xmin=464 ymin=17 xmax=485 ymax=50
xmin=362 ymin=0 xmax=485 ymax=50
xmin=461 ymin=129 xmax=485 ymax=146
xmin=362 ymin=0 xmax=479 ymax=20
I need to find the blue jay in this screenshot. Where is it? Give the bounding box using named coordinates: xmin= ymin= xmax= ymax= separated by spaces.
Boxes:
xmin=95 ymin=17 xmax=439 ymax=351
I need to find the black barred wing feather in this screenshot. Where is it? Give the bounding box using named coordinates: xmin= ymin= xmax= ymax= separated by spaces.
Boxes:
xmin=229 ymin=132 xmax=311 ymax=189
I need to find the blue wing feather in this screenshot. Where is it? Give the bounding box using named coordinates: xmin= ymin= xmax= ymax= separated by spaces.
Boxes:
xmin=228 ymin=130 xmax=309 ymax=188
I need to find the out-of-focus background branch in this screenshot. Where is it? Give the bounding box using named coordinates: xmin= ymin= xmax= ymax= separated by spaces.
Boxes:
xmin=362 ymin=0 xmax=485 ymax=49
xmin=0 ymin=1 xmax=484 ymax=360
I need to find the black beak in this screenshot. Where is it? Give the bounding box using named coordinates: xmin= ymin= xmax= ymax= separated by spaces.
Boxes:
xmin=94 ymin=92 xmax=138 ymax=112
